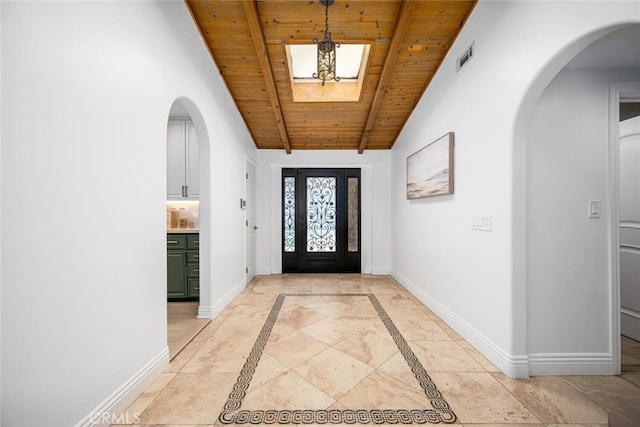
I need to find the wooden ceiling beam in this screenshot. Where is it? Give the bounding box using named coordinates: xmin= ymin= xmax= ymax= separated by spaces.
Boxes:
xmin=358 ymin=0 xmax=416 ymax=154
xmin=242 ymin=0 xmax=292 ymax=154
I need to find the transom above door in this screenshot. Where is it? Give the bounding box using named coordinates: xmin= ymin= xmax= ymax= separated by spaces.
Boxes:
xmin=282 ymin=168 xmax=361 ymax=273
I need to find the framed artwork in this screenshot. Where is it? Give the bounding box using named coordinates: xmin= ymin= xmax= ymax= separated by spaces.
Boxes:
xmin=406 ymin=132 xmax=454 ymax=199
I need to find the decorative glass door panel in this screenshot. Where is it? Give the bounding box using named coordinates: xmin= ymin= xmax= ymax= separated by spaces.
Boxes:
xmin=282 ymin=168 xmax=360 ymax=273
xmin=306 ymin=177 xmax=336 ymax=252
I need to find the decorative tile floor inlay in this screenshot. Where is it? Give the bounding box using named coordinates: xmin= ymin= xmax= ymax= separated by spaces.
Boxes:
xmin=218 ymin=293 xmax=457 ymax=424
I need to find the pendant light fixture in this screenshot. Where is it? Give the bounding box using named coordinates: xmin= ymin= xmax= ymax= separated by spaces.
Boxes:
xmin=313 ymin=0 xmax=340 ymax=86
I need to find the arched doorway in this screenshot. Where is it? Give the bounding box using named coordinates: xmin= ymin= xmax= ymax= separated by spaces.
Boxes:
xmin=513 ymin=23 xmax=640 ymax=376
xmin=166 ymin=98 xmax=212 ymax=358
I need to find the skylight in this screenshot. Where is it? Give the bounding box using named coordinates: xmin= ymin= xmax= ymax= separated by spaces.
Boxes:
xmin=286 ymin=43 xmax=371 ymax=102
xmin=289 ymin=44 xmax=366 ymax=80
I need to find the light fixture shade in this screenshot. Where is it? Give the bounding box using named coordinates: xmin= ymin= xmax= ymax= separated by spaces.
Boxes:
xmin=315 ymin=35 xmax=340 ymax=85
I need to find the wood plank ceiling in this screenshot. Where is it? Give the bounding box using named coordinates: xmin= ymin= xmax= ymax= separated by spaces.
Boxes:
xmin=186 ymin=0 xmax=476 ymax=153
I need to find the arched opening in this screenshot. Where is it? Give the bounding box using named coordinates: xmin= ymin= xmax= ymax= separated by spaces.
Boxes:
xmin=513 ymin=23 xmax=640 ymax=376
xmin=166 ymin=98 xmax=212 ymax=358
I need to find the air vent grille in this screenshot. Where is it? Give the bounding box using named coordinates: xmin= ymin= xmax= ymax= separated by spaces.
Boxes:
xmin=456 ymin=42 xmax=474 ymax=73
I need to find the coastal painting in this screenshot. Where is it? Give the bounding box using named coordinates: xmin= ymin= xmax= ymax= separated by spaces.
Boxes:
xmin=407 ymin=132 xmax=454 ymax=199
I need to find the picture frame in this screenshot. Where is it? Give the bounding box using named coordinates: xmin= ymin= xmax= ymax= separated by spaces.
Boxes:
xmin=406 ymin=132 xmax=454 ymax=199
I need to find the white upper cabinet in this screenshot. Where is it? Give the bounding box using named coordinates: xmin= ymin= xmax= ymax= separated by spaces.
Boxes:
xmin=167 ymin=119 xmax=199 ymax=200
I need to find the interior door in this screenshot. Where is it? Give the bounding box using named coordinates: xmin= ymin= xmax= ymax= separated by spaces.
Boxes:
xmin=282 ymin=168 xmax=361 ymax=273
xmin=620 ymin=114 xmax=640 ymax=341
xmin=246 ymin=161 xmax=256 ymax=280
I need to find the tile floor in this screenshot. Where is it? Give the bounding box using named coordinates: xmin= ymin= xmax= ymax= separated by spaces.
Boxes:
xmin=167 ymin=301 xmax=210 ymax=360
xmin=116 ymin=274 xmax=640 ymax=426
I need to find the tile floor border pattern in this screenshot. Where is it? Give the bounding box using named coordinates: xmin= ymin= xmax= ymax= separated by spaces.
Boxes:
xmin=218 ymin=293 xmax=457 ymax=425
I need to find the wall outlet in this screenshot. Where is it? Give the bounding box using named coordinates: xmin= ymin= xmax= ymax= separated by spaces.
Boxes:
xmin=472 ymin=215 xmax=492 ymax=232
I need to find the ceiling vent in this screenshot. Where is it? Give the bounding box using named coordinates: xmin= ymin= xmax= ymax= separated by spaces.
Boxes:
xmin=456 ymin=42 xmax=474 ymax=72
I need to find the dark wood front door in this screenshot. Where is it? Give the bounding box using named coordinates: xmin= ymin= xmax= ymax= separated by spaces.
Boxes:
xmin=282 ymin=168 xmax=361 ymax=273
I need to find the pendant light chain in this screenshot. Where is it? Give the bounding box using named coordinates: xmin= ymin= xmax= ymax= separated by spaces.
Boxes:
xmin=324 ymin=2 xmax=329 ymax=37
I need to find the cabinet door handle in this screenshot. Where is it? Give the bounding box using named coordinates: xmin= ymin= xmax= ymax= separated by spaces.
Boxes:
xmin=185 ymin=185 xmax=189 ymax=197
xmin=167 ymin=240 xmax=179 ymax=244
xmin=194 ymin=287 xmax=200 ymax=291
xmin=194 ymin=269 xmax=199 ymax=273
xmin=194 ymin=254 xmax=199 ymax=259
xmin=194 ymin=240 xmax=199 ymax=244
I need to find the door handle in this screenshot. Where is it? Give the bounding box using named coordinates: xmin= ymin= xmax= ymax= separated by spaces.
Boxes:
xmin=253 ymin=226 xmax=259 ymax=230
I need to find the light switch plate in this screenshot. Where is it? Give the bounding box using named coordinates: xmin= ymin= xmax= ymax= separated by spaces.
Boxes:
xmin=472 ymin=215 xmax=492 ymax=232
xmin=588 ymin=200 xmax=601 ymax=218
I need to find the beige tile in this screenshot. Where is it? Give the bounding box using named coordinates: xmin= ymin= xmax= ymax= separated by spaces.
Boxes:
xmin=331 ymin=300 xmax=379 ymax=322
xmin=545 ymin=425 xmax=607 ymax=427
xmin=408 ymin=340 xmax=485 ymax=372
xmin=338 ymin=370 xmax=428 ymax=409
xmin=264 ymin=329 xmax=329 ymax=368
xmin=208 ymin=318 xmax=264 ymax=342
xmin=181 ymin=338 xmax=254 ymax=373
xmin=245 ymin=351 xmax=289 ymax=393
xmin=434 ymin=319 xmax=464 ymax=341
xmin=139 ymin=371 xmax=237 ymax=425
xmin=491 ymin=372 xmax=608 ymax=424
xmin=431 ymin=372 xmax=540 ymax=424
xmin=461 ymin=424 xmax=543 ymax=427
xmin=377 ymin=351 xmax=422 ymax=386
xmin=293 ymin=347 xmax=375 ymax=399
xmin=241 ymin=370 xmax=335 ymax=410
xmin=277 ymin=304 xmax=327 ymax=330
xmin=191 ymin=317 xmax=225 ymax=341
xmin=394 ymin=318 xmax=453 ymax=341
xmin=300 ymin=317 xmax=360 ymax=345
xmin=119 ymin=372 xmax=177 ymax=422
xmin=123 ymin=275 xmax=640 ymax=427
xmin=333 ymin=329 xmax=397 ymax=368
xmin=337 ymin=279 xmax=371 ymax=293
xmin=135 ymin=424 xmax=215 ymax=427
xmin=621 ymin=371 xmax=640 ymax=387
xmin=457 ymin=341 xmax=500 ymax=372
xmin=281 ymin=281 xmax=313 ymax=293
xmin=302 ymin=300 xmax=353 ymax=317
xmin=311 ymin=282 xmax=342 ymax=293
xmin=167 ymin=339 xmax=206 ymax=373
xmin=560 ymin=375 xmax=640 ymax=411
xmin=363 ymin=320 xmax=396 ymax=340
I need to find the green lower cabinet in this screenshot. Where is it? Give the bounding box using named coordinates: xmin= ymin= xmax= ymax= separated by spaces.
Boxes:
xmin=167 ymin=233 xmax=199 ymax=300
xmin=167 ymin=251 xmax=187 ymax=298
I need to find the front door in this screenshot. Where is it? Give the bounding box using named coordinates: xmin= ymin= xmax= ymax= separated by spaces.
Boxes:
xmin=282 ymin=168 xmax=361 ymax=273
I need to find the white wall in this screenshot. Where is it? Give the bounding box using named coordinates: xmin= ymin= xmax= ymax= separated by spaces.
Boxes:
xmin=255 ymin=150 xmax=391 ymax=275
xmin=389 ymin=0 xmax=640 ymax=378
xmin=527 ymin=68 xmax=640 ymax=366
xmin=0 ymin=1 xmax=255 ymax=426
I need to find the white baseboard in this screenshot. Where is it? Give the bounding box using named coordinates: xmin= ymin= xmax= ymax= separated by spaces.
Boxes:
xmin=75 ymin=347 xmax=169 ymax=427
xmin=256 ymin=264 xmax=273 ymax=276
xmin=252 ymin=265 xmax=390 ymax=276
xmin=391 ymin=270 xmax=620 ymax=378
xmin=371 ymin=265 xmax=391 ymax=275
xmin=391 ymin=269 xmax=530 ymax=378
xmin=528 ymin=353 xmax=615 ymax=376
xmin=197 ymin=277 xmax=246 ymax=319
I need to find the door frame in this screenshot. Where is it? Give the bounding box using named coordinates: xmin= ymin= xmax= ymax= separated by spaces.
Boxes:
xmin=608 ymin=82 xmax=640 ymax=373
xmin=282 ymin=168 xmax=361 ymax=273
xmin=245 ymin=157 xmax=257 ymax=283
xmin=270 ymin=163 xmax=373 ymax=274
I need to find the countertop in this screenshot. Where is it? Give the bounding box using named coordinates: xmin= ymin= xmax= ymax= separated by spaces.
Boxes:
xmin=167 ymin=228 xmax=199 ymax=234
